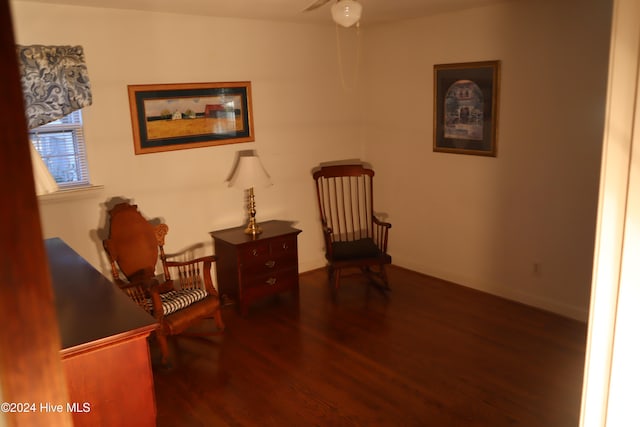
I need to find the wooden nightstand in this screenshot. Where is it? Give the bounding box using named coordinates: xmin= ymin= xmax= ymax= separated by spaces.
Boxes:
xmin=210 ymin=220 xmax=302 ymax=315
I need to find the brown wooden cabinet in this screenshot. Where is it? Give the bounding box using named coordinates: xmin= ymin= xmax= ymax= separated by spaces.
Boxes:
xmin=210 ymin=220 xmax=302 ymax=315
xmin=46 ymin=238 xmax=157 ymax=427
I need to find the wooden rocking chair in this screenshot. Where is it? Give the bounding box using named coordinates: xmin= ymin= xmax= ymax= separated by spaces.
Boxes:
xmin=312 ymin=164 xmax=392 ymax=291
xmin=103 ymin=202 xmax=224 ymax=365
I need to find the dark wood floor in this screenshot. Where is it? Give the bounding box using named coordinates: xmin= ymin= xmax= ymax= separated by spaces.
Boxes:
xmin=152 ymin=266 xmax=587 ymax=427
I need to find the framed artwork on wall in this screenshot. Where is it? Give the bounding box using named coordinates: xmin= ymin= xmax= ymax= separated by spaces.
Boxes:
xmin=433 ymin=61 xmax=500 ymax=157
xmin=128 ymin=81 xmax=254 ymax=155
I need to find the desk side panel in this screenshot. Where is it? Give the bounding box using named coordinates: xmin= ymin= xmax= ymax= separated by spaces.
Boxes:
xmin=62 ymin=334 xmax=156 ymax=427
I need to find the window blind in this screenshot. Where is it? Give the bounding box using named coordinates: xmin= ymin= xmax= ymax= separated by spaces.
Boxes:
xmin=30 ymin=110 xmax=89 ymax=188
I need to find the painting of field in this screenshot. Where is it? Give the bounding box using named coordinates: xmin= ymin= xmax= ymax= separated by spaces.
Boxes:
xmin=129 ymin=82 xmax=254 ymax=154
xmin=146 ymin=116 xmax=245 ymax=140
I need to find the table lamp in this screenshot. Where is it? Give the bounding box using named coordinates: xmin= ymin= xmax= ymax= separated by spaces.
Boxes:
xmin=227 ymin=151 xmax=272 ymax=235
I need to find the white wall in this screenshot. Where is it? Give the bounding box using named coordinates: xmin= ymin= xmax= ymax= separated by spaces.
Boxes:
xmin=11 ymin=0 xmax=612 ymax=321
xmin=361 ymin=0 xmax=611 ymax=320
xmin=10 ymin=2 xmax=365 ymax=277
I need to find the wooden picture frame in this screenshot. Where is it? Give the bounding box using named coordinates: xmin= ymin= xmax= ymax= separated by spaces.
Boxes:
xmin=433 ymin=61 xmax=500 ymax=157
xmin=128 ymin=81 xmax=254 ymax=154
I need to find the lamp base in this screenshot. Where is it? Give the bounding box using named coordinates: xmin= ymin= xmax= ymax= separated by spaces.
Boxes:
xmin=244 ymin=219 xmax=262 ymax=236
xmin=244 ymin=187 xmax=262 ymax=236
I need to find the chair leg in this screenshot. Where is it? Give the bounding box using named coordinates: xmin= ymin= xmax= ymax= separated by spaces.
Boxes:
xmin=327 ymin=265 xmax=341 ymax=290
xmin=213 ymin=309 xmax=225 ymax=332
xmin=380 ymin=264 xmax=390 ymax=290
xmin=360 ymin=264 xmax=390 ymax=292
xmin=156 ymin=332 xmax=170 ymax=365
xmin=333 ymin=268 xmax=341 ymax=290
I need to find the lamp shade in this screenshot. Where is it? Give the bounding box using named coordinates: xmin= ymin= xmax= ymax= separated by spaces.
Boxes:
xmin=331 ymin=0 xmax=362 ymax=28
xmin=227 ymin=154 xmax=272 ymax=190
xmin=29 ymin=142 xmax=58 ymax=195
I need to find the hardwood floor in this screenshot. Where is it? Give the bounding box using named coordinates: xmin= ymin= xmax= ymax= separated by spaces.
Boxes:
xmin=153 ymin=266 xmax=587 ymax=426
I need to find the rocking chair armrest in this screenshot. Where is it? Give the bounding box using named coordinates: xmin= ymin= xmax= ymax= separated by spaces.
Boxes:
xmin=155 ymin=278 xmax=177 ymax=293
xmin=320 ymin=222 xmax=335 ymax=257
xmin=113 ymin=277 xmax=133 ymax=290
xmin=163 ymin=254 xmax=217 ymax=268
xmin=114 ymin=277 xmax=159 ymax=293
xmin=146 ymin=286 xmax=165 ymax=320
xmin=373 ymin=216 xmax=392 ymax=229
xmin=162 ymin=255 xmax=219 ymax=297
xmin=145 ymin=277 xmax=181 ymax=319
xmin=320 ymin=220 xmax=334 ymax=236
xmin=372 ymin=216 xmax=391 ymax=253
xmin=113 ymin=277 xmax=159 ymax=315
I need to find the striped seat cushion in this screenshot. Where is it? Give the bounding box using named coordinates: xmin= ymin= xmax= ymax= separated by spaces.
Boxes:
xmin=147 ymin=288 xmax=208 ymax=316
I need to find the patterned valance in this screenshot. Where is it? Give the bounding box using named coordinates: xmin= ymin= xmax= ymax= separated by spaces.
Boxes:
xmin=16 ymin=45 xmax=92 ymax=129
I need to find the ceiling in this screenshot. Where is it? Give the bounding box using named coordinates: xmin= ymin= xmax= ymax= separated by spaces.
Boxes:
xmin=12 ymin=0 xmax=514 ymax=26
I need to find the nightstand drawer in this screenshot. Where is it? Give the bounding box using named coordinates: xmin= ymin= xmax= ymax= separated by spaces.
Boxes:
xmin=242 ymin=267 xmax=298 ymax=291
xmin=239 ymin=235 xmax=298 ymax=274
xmin=240 ymin=240 xmax=270 ymax=260
xmin=270 ymin=235 xmax=297 ymax=256
xmin=240 ymin=252 xmax=297 ymax=277
xmin=239 ymin=235 xmax=298 ymax=263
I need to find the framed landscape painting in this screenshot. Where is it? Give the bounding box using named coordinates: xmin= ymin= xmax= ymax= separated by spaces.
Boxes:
xmin=128 ymin=81 xmax=254 ymax=154
xmin=433 ymin=61 xmax=500 ymax=157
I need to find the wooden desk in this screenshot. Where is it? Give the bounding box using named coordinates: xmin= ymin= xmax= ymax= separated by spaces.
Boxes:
xmin=210 ymin=220 xmax=301 ymax=315
xmin=46 ymin=238 xmax=157 ymax=427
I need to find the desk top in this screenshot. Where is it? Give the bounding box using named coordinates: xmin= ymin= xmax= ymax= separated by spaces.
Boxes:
xmin=210 ymin=220 xmax=301 ymax=245
xmin=45 ymin=238 xmax=157 ymax=357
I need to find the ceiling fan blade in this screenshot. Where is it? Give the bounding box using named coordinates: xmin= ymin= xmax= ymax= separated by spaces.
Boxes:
xmin=302 ymin=0 xmax=332 ymax=12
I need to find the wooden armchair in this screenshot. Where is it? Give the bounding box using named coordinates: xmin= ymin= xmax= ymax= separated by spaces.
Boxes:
xmin=103 ymin=202 xmax=224 ymax=365
xmin=312 ymin=164 xmax=392 ymax=291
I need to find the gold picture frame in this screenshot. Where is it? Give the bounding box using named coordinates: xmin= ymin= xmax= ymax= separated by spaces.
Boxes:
xmin=128 ymin=81 xmax=254 ymax=155
xmin=433 ymin=61 xmax=500 ymax=157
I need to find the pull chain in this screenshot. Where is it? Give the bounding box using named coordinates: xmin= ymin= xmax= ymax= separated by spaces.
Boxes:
xmin=335 ymin=23 xmax=362 ymax=91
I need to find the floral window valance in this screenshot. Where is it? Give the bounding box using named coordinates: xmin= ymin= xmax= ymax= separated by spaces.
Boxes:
xmin=16 ymin=45 xmax=92 ymax=130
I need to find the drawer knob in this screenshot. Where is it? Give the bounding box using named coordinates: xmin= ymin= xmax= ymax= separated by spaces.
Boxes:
xmin=265 ymin=260 xmax=276 ymax=268
xmin=251 ymin=249 xmax=258 ymax=256
xmin=266 ymin=277 xmax=277 ymax=286
xmin=282 ymin=243 xmax=288 ymax=249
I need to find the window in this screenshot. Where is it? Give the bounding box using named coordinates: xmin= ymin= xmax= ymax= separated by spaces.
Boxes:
xmin=29 ymin=110 xmax=89 ymax=189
